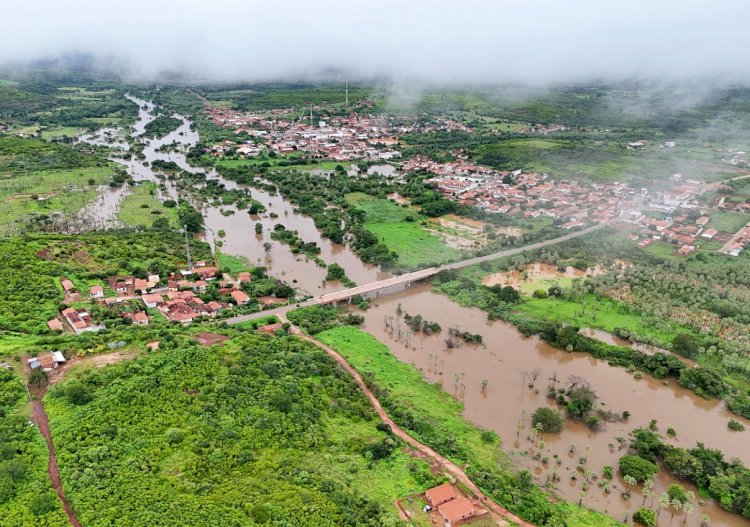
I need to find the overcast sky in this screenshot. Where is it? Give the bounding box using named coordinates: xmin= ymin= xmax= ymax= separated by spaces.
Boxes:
xmin=2 ymin=0 xmax=750 ymax=85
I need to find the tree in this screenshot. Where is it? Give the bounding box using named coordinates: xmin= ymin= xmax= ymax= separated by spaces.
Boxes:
xmin=531 ymin=407 xmax=564 ymax=434
xmin=662 ymin=446 xmax=703 ymax=481
xmin=29 ymin=491 xmax=58 ymax=516
xmin=619 ymin=455 xmax=659 ymax=483
xmin=633 ymin=507 xmax=657 ymax=527
xmin=671 ymin=333 xmax=701 ymax=358
xmin=28 ymin=368 xmax=48 ymax=387
xmin=255 ymin=222 xmax=263 ymax=234
xmin=65 ymin=382 xmax=93 ymax=405
xmin=263 ymin=242 xmax=272 ymax=253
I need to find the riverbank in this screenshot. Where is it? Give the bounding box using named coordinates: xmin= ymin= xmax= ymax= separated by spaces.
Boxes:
xmin=315 ymin=325 xmax=621 ymax=527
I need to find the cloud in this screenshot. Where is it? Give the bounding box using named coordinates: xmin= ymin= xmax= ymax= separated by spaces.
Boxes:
xmin=2 ymin=0 xmax=750 ymax=85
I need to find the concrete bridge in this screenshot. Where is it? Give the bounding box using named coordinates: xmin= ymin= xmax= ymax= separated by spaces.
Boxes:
xmin=224 ymin=215 xmax=622 ymax=326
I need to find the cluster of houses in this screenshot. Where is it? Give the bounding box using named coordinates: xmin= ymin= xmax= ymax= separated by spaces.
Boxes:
xmin=204 ymin=105 xmax=468 ymax=163
xmin=47 ymin=262 xmax=269 ymax=333
xmin=407 ymin=156 xmax=635 ymax=228
xmin=421 ymin=483 xmax=485 ymax=527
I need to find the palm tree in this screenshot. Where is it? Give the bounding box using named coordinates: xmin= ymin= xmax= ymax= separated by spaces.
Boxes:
xmin=682 ymin=502 xmax=694 ymax=524
xmin=642 ymin=478 xmax=655 ymax=507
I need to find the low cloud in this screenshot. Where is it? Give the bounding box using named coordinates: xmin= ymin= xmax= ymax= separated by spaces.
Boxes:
xmin=2 ymin=0 xmax=750 ymax=86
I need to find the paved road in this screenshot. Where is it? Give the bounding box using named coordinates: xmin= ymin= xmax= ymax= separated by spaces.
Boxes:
xmin=225 ymin=215 xmax=622 ymax=325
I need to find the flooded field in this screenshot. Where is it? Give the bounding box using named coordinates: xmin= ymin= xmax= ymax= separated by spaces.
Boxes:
xmin=358 ymin=284 xmax=749 ymax=526
xmin=78 ymin=95 xmax=750 ymax=525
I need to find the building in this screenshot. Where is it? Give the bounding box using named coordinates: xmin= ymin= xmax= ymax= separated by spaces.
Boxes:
xmin=47 ymin=318 xmax=64 ymax=331
xmin=142 ymin=293 xmax=163 ymax=309
xmin=89 ymin=285 xmax=104 ymax=298
xmin=231 ymin=290 xmax=251 ymax=305
xmin=258 ymin=322 xmax=283 ymax=334
xmin=425 ymin=483 xmax=458 ymax=508
xmin=61 ymin=308 xmax=104 ymax=334
xmin=61 ymin=279 xmax=74 ymax=292
xmin=438 ymin=497 xmax=477 ymax=527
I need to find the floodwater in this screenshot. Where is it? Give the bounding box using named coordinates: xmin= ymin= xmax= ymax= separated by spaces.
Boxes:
xmin=81 ymin=95 xmax=387 ymax=295
xmin=358 ymin=284 xmax=750 ymax=526
xmin=78 ymin=95 xmax=750 ymax=525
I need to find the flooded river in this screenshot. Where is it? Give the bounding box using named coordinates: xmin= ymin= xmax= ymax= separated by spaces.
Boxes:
xmin=359 ymin=285 xmax=750 ymax=526
xmin=80 ymin=95 xmax=750 ymax=525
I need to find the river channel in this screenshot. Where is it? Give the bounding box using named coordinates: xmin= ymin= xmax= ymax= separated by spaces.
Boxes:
xmin=82 ymin=96 xmax=749 ymax=526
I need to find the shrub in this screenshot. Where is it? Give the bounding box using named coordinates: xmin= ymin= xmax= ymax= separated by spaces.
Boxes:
xmin=619 ymin=454 xmax=659 ymax=482
xmin=633 ymin=507 xmax=656 ymax=527
xmin=531 ymin=407 xmax=564 ymax=433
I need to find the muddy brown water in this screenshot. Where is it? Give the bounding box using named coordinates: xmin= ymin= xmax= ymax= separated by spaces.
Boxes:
xmin=78 ymin=96 xmax=750 ymax=525
xmin=358 ymin=284 xmax=749 ymax=526
xmin=80 ymin=95 xmax=387 ymax=295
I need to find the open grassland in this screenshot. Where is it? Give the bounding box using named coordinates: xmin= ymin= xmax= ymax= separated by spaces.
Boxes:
xmin=0 ymin=166 xmax=113 ymax=235
xmin=515 ymin=294 xmax=688 ymax=349
xmin=317 ymin=326 xmax=621 ymax=527
xmin=346 ymin=192 xmax=463 ymax=268
xmin=118 ymin=182 xmax=178 ymax=228
xmin=707 ymin=210 xmax=750 ymax=233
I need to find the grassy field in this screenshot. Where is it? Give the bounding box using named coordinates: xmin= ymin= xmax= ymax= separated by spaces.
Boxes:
xmin=118 ymin=182 xmax=177 ymax=228
xmin=346 ymin=192 xmax=463 ymax=268
xmin=216 ymin=250 xmax=252 ymax=273
xmin=0 ymin=166 xmax=113 ymax=235
xmin=317 ymin=326 xmax=621 ymax=527
xmin=707 ymin=210 xmax=750 ymax=233
xmin=515 ymin=294 xmax=690 ymax=349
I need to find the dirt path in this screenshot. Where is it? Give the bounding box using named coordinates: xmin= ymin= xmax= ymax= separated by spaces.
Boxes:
xmin=280 ymin=315 xmax=536 ymax=527
xmin=31 ymin=400 xmax=83 ymax=527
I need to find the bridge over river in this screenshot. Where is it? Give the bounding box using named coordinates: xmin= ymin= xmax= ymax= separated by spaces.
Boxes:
xmin=225 ymin=215 xmax=624 ymax=325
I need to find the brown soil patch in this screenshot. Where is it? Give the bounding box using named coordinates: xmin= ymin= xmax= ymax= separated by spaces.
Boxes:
xmin=195 ymin=332 xmax=230 ymax=346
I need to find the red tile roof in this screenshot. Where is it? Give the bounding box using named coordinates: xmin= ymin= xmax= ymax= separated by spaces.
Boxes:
xmin=425 ymin=483 xmax=458 ymax=507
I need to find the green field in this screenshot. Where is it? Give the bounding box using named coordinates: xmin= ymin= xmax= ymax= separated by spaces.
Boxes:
xmin=216 ymin=250 xmax=252 ymax=273
xmin=118 ymin=182 xmax=177 ymax=228
xmin=317 ymin=326 xmax=621 ymax=527
xmin=707 ymin=211 xmax=750 ymax=233
xmin=346 ymin=193 xmax=463 ymax=268
xmin=0 ymin=166 xmax=113 ymax=235
xmin=515 ymin=294 xmax=687 ymax=349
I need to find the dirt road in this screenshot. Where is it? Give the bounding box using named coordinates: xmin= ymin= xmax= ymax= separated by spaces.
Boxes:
xmin=31 ymin=400 xmax=82 ymax=527
xmin=281 ymin=315 xmax=537 ymax=527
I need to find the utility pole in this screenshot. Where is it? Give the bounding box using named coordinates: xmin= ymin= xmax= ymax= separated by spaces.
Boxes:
xmin=184 ymin=224 xmax=192 ymax=271
xmin=309 ymin=104 xmax=314 ymax=129
xmin=345 ymin=80 xmax=349 ymax=106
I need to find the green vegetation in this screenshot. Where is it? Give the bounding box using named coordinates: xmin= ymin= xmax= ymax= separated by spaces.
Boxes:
xmin=0 ymin=232 xmax=211 ymax=333
xmin=287 ymin=305 xmax=364 ymax=335
xmin=531 ymin=407 xmax=564 ymax=434
xmin=346 ymin=193 xmax=462 ymax=269
xmin=618 ymin=455 xmax=659 ymax=483
xmin=215 ymin=251 xmax=252 ymax=273
xmin=270 ymin=224 xmax=325 ymax=266
xmin=0 ymin=368 xmax=68 ymax=526
xmin=118 ymin=182 xmax=178 ymax=229
xmin=317 ymin=326 xmax=621 ymax=527
xmin=706 ymin=211 xmax=750 ymax=233
xmin=627 ymin=427 xmax=750 ymax=519
xmin=44 ymin=331 xmax=435 ymax=526
xmin=632 ymin=508 xmax=656 ymax=527
xmin=142 ymin=114 xmax=181 ymax=138
xmin=0 ymin=136 xmax=116 ymax=234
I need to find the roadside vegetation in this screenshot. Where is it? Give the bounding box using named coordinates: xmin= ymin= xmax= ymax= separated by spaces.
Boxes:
xmin=317 ymin=326 xmax=621 ymax=527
